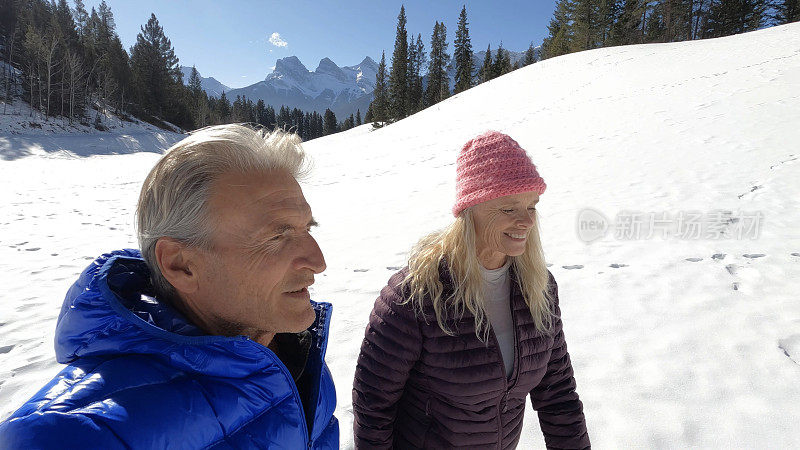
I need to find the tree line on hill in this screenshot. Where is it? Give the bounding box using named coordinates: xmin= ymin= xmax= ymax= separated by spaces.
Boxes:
xmin=0 ymin=0 xmax=359 ymax=138
xmin=369 ymin=1 xmax=798 ymax=128
xmin=541 ymin=0 xmax=800 ymax=60
xmin=368 ymin=5 xmax=539 ymax=127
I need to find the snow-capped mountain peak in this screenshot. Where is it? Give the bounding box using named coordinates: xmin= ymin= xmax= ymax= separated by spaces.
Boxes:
xmin=227 ymin=55 xmax=375 ymax=118
xmin=271 ymin=56 xmax=311 ymax=81
xmin=315 ymin=57 xmax=349 ymax=83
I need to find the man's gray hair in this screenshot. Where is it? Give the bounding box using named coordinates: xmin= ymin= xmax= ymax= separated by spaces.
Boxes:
xmin=136 ymin=124 xmax=309 ymax=301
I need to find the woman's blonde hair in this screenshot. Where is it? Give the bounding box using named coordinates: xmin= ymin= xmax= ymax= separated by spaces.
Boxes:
xmin=402 ymin=208 xmax=554 ymax=341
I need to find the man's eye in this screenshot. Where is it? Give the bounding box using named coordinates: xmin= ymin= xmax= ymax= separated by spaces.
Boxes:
xmin=501 ymin=209 xmax=514 ymax=214
xmin=528 ymin=207 xmax=537 ymax=211
xmin=268 ymin=234 xmax=283 ymax=242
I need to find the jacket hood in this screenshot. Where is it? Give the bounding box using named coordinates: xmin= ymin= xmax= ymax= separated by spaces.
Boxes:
xmin=55 ymin=249 xmax=333 ymax=378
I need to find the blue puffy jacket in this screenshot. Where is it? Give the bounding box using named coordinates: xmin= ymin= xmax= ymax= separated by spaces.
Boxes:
xmin=0 ymin=249 xmax=339 ymax=449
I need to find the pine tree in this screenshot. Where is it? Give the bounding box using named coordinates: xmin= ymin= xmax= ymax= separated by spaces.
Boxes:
xmin=609 ymin=0 xmax=644 ymax=45
xmin=364 ymin=104 xmax=373 ymax=123
xmin=188 ymin=66 xmax=202 ymax=96
xmin=129 ymin=14 xmax=181 ymax=120
xmin=425 ymin=21 xmax=450 ymax=105
xmin=187 ymin=66 xmax=206 ymax=128
xmin=370 ymin=51 xmax=389 ymax=127
xmin=356 ymin=108 xmax=362 ymax=125
xmin=255 ymin=99 xmax=267 ymax=126
xmin=479 ymin=44 xmax=493 ymax=82
xmin=302 ymin=112 xmax=311 ymax=140
xmin=492 ymin=43 xmax=512 ymax=78
xmin=453 ymin=5 xmax=474 ymax=94
xmin=650 ymin=0 xmax=693 ymax=42
xmin=323 ymin=108 xmax=337 ymax=135
xmin=217 ymin=91 xmax=230 ymax=122
xmin=542 ymin=0 xmax=574 ymax=59
xmin=406 ymin=34 xmax=426 ymax=113
xmin=388 ymin=5 xmax=408 ymax=121
xmin=523 ymin=42 xmax=537 ymax=65
xmin=774 ymin=0 xmax=800 ymax=24
xmin=572 ymin=0 xmax=607 ymax=51
xmin=72 ymin=0 xmax=90 ymax=39
xmin=703 ymin=0 xmax=767 ymax=38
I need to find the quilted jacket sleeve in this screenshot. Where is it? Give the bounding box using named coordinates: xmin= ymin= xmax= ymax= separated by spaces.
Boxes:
xmin=530 ymin=273 xmax=590 ymax=449
xmin=352 ymin=273 xmax=423 ymax=449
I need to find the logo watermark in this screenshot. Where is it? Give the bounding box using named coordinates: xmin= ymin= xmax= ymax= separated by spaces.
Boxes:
xmin=576 ymin=209 xmax=763 ymax=243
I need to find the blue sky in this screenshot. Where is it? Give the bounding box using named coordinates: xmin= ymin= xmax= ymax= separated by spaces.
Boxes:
xmin=84 ymin=1 xmax=558 ymax=89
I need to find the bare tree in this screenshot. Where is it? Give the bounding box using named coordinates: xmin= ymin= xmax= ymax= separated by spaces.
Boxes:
xmin=42 ymin=35 xmax=59 ymax=119
xmin=23 ymin=26 xmax=44 ymax=118
xmin=3 ymin=26 xmax=20 ymax=115
xmin=82 ymin=58 xmax=100 ymax=122
xmin=64 ymin=48 xmax=84 ymax=124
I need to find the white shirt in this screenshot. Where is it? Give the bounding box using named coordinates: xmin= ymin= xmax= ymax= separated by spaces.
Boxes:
xmin=480 ymin=260 xmax=514 ymax=378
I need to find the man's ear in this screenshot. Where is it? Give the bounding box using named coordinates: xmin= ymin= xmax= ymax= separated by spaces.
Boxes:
xmin=154 ymin=238 xmax=200 ymax=295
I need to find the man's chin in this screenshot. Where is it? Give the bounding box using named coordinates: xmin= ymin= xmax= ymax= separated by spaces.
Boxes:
xmin=284 ymin=304 xmax=316 ymax=333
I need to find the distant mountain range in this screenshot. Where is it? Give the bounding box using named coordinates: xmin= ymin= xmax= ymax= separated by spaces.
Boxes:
xmin=224 ymin=56 xmax=377 ymax=119
xmin=181 ymin=47 xmax=538 ymax=119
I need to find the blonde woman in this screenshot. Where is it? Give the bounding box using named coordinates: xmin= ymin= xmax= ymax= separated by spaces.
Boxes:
xmin=352 ymin=131 xmax=589 ymax=449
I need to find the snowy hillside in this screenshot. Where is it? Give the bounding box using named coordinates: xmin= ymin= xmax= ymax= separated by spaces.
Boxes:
xmin=0 ymin=100 xmax=185 ymax=159
xmin=2 ymin=22 xmax=800 ymax=449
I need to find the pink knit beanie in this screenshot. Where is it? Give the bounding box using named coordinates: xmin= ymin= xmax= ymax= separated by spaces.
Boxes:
xmin=452 ymin=131 xmax=546 ymax=217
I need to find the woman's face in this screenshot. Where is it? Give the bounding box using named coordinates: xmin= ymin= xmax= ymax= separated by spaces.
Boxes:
xmin=471 ymin=191 xmax=540 ymax=269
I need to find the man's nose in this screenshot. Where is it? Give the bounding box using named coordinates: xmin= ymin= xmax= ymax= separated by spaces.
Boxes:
xmin=296 ymin=235 xmax=327 ymax=274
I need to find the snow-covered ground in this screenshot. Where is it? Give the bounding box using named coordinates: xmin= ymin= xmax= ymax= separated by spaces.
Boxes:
xmin=2 ymin=22 xmax=800 ymax=448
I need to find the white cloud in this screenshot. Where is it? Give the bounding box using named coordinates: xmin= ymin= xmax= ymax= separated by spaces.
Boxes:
xmin=269 ymin=32 xmax=288 ymax=48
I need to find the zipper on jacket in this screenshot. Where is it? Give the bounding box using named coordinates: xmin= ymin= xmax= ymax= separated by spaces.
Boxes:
xmin=487 ymin=282 xmax=522 ymax=449
xmin=252 ymin=338 xmax=311 ymax=447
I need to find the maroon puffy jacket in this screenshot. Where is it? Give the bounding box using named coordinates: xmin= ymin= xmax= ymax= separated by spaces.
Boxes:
xmin=352 ymin=266 xmax=590 ymax=449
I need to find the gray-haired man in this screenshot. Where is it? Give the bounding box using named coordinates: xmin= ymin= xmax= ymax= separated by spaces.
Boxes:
xmin=0 ymin=125 xmax=338 ymax=449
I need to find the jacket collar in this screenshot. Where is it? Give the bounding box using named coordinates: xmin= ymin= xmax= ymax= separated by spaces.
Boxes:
xmin=55 ymin=249 xmax=333 ymax=377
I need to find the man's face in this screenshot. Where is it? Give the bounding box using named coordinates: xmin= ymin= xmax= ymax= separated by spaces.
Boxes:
xmin=191 ymin=169 xmax=326 ymax=340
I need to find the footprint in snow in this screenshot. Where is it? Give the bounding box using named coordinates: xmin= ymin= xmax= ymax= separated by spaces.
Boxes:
xmin=562 ymin=265 xmax=584 ymax=270
xmin=738 ymin=185 xmax=763 ymax=199
xmin=0 ymin=345 xmax=13 ymax=354
xmin=609 ymin=263 xmax=628 ymax=268
xmin=353 ymin=269 xmax=369 ymax=273
xmin=778 ymin=335 xmax=800 ymax=366
xmin=725 ymin=264 xmax=737 ymax=275
xmin=743 ymin=254 xmax=765 ymax=259
xmin=25 ymin=247 xmax=40 ymax=252
xmin=386 ymin=266 xmax=402 ymax=271
xmin=685 ymin=257 xmax=703 ymax=262
xmin=712 ymin=253 xmax=726 ymax=260
xmin=791 ymin=253 xmax=800 ymax=257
